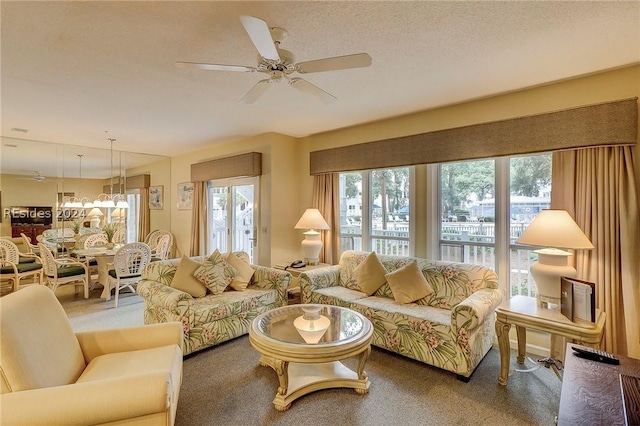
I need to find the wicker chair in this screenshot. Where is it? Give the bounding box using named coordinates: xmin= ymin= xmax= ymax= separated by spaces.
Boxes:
xmin=37 ymin=243 xmax=88 ymax=298
xmin=107 ymin=242 xmax=152 ymax=308
xmin=0 ymin=239 xmax=43 ymax=292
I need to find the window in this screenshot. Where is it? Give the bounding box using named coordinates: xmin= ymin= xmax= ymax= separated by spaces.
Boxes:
xmin=339 ymin=167 xmax=412 ymax=256
xmin=438 ymin=153 xmax=552 ymax=297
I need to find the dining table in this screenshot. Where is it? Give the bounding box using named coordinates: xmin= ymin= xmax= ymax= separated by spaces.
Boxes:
xmin=72 ymin=245 xmax=122 ymax=300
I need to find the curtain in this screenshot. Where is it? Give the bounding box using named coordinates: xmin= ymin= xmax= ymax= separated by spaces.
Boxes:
xmin=311 ymin=173 xmax=340 ymax=264
xmin=189 ymin=181 xmax=207 ymax=257
xmin=138 ymin=189 xmax=150 ymax=242
xmin=552 ymin=147 xmax=640 ymax=357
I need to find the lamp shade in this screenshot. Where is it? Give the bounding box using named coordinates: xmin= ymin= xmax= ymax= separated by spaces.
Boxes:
xmin=294 ymin=209 xmax=330 ymax=231
xmin=87 ymin=207 xmax=104 ymax=218
xmin=516 ymin=209 xmax=594 ymax=250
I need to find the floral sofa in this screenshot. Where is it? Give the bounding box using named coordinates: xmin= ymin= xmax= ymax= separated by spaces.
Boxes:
xmin=137 ymin=252 xmax=291 ymax=355
xmin=299 ymin=251 xmax=502 ymax=380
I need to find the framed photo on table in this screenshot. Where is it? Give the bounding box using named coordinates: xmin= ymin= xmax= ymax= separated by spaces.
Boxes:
xmin=149 ymin=185 xmax=164 ymax=210
xmin=177 ymin=182 xmax=194 ymax=210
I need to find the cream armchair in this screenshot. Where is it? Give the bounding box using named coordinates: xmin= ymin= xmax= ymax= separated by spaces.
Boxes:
xmin=0 ymin=285 xmax=183 ymax=425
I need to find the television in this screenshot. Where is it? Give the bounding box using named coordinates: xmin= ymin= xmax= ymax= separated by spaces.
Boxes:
xmin=8 ymin=206 xmax=54 ymax=226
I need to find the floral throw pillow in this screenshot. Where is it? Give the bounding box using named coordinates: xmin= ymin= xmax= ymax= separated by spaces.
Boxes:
xmin=194 ymin=249 xmax=238 ymax=295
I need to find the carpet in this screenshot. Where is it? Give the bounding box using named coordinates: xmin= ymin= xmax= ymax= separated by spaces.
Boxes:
xmin=60 ymin=286 xmax=562 ymax=425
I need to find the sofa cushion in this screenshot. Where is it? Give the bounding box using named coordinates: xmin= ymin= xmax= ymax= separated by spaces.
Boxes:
xmin=171 ymin=255 xmax=207 ymax=298
xmin=353 ymin=252 xmax=388 ymax=295
xmin=191 ymin=288 xmax=277 ymax=324
xmin=310 ymin=286 xmax=367 ymax=307
xmin=194 ymin=249 xmax=238 ymax=295
xmin=225 ymin=252 xmax=254 ymax=291
xmin=385 ymin=260 xmax=434 ymax=303
xmin=77 ymin=345 xmax=182 ymax=384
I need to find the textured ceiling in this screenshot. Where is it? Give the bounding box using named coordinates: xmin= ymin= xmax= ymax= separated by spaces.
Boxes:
xmin=1 ymin=1 xmax=639 ymax=177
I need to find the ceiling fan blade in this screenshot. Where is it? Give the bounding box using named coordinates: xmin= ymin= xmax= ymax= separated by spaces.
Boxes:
xmin=239 ymin=79 xmax=271 ymax=104
xmin=175 ymin=61 xmax=256 ymax=73
xmin=239 ymin=16 xmax=281 ymax=62
xmin=296 ymin=53 xmax=372 ymax=74
xmin=290 ymin=78 xmax=337 ymax=104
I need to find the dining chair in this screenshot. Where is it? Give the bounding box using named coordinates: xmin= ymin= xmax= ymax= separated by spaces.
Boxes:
xmin=152 ymin=234 xmax=172 ymax=261
xmin=147 ymin=230 xmax=173 ymax=256
xmin=113 ymin=228 xmax=126 ymax=245
xmin=0 ymin=239 xmax=43 ymax=292
xmin=107 ymin=242 xmax=151 ymax=308
xmin=19 ymin=233 xmax=40 ymax=256
xmin=84 ymin=232 xmax=109 ymax=248
xmin=37 ymin=243 xmax=89 ymax=299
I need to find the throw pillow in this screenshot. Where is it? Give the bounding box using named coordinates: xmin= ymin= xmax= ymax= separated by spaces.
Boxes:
xmin=385 ymin=260 xmax=434 ymax=304
xmin=225 ymin=252 xmax=255 ymax=291
xmin=194 ymin=249 xmax=238 ymax=295
xmin=353 ymin=252 xmax=388 ymax=295
xmin=171 ymin=255 xmax=207 ymax=298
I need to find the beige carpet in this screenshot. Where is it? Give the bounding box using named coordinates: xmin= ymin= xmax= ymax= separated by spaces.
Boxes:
xmin=58 ymin=287 xmax=562 ymax=426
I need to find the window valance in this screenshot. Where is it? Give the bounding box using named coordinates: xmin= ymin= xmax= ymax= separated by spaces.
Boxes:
xmin=103 ymin=174 xmax=150 ymax=192
xmin=310 ymin=98 xmax=638 ymax=174
xmin=191 ymin=152 xmax=262 ymax=182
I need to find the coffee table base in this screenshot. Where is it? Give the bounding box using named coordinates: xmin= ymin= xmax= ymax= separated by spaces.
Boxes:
xmin=259 ymin=353 xmax=371 ymax=411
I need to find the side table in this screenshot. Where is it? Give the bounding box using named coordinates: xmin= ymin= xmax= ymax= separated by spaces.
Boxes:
xmin=273 ymin=262 xmax=330 ymax=304
xmin=495 ymin=295 xmax=605 ymax=385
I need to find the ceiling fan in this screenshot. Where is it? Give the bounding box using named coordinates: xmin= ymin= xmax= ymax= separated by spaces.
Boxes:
xmin=176 ymin=16 xmax=372 ymax=104
xmin=16 ymin=171 xmax=57 ymax=183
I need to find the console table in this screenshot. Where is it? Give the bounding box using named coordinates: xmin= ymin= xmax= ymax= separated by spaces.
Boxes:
xmin=495 ymin=295 xmax=605 ymax=385
xmin=558 ymin=343 xmax=640 ymax=425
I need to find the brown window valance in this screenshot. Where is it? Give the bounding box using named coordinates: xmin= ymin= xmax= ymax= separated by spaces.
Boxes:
xmin=310 ymin=98 xmax=638 ymax=174
xmin=191 ymin=152 xmax=262 ymax=182
xmin=103 ymin=174 xmax=150 ymax=192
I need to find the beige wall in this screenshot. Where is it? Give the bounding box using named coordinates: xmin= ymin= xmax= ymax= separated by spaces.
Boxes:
xmin=168 ymin=132 xmax=301 ymax=266
xmin=163 ymin=65 xmax=639 ymax=266
xmin=127 ymin=156 xmax=172 ymax=233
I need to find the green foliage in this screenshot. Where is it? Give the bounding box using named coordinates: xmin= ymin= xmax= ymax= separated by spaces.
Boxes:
xmin=510 ymin=154 xmax=551 ymax=196
xmin=102 ymin=222 xmax=118 ymax=242
xmin=71 ymin=218 xmax=83 ymax=234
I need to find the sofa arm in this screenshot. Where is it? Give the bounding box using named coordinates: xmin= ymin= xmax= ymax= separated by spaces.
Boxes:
xmin=0 ymin=372 xmax=175 ymax=425
xmin=298 ymin=265 xmax=341 ymax=303
xmin=451 ymin=288 xmax=503 ymax=334
xmin=250 ymin=265 xmax=291 ymax=305
xmin=137 ymin=280 xmax=193 ymax=316
xmin=76 ymin=322 xmax=183 ymax=363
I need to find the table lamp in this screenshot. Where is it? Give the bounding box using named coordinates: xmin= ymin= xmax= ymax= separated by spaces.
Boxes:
xmin=293 ymin=306 xmax=330 ymax=344
xmin=516 ymin=209 xmax=594 ymax=308
xmin=87 ymin=207 xmax=104 ymax=228
xmin=294 ymin=208 xmax=330 ymax=265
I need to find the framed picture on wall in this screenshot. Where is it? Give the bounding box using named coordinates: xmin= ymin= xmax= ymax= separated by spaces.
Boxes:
xmin=149 ymin=185 xmax=163 ymax=210
xmin=177 ymin=182 xmax=194 ymax=210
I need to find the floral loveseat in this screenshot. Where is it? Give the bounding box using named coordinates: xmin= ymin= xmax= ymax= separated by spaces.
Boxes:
xmin=137 ymin=252 xmax=291 ymax=355
xmin=299 ymin=251 xmax=502 ymax=380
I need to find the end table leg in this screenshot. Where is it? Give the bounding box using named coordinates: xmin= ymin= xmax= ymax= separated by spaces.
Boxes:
xmin=496 ymin=317 xmax=511 ymax=386
xmin=516 ymin=325 xmax=526 ymax=364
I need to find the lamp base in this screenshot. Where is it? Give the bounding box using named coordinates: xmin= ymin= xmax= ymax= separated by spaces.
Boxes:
xmin=531 ymin=249 xmax=576 ymax=309
xmin=301 ymin=231 xmax=322 ymax=266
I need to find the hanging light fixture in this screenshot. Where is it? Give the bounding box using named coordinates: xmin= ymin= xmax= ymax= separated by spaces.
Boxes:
xmin=117 ymin=148 xmax=129 ymax=209
xmin=64 ymin=154 xmax=94 ymax=208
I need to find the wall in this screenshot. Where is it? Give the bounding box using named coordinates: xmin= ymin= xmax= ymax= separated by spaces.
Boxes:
xmin=127 ymin=156 xmax=172 ymax=233
xmin=168 ymin=132 xmax=300 ymax=266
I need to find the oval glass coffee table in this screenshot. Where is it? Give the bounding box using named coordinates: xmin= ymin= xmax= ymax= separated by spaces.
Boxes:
xmin=249 ymin=304 xmax=373 ymax=411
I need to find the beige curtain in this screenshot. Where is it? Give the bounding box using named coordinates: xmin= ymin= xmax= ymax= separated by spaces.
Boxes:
xmin=311 ymin=173 xmax=340 ymax=265
xmin=138 ymin=189 xmax=150 ymax=242
xmin=189 ymin=181 xmax=207 ymax=256
xmin=552 ymin=147 xmax=640 ymax=357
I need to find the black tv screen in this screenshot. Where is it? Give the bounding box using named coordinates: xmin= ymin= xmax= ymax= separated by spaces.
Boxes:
xmin=8 ymin=206 xmax=53 ymax=226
